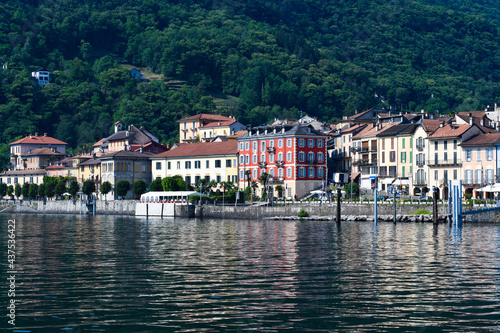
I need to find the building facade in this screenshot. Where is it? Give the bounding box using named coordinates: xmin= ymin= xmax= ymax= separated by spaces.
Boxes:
xmin=9 ymin=133 xmax=67 ymax=170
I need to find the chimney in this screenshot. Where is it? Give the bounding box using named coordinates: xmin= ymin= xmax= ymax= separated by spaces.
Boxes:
xmin=126 ymin=131 xmax=129 ymax=137
xmin=44 ymin=133 xmax=47 ymax=137
xmin=35 ymin=132 xmax=38 ymax=136
xmin=469 ymin=117 xmax=473 ymax=126
xmin=140 ymin=145 xmax=143 ymax=153
xmin=440 ymin=121 xmax=444 ymax=128
xmin=29 ymin=134 xmax=32 ymax=139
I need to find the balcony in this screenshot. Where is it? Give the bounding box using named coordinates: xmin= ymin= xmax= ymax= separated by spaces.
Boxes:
xmin=267 ymin=147 xmax=276 ymax=153
xmin=258 ymin=162 xmax=267 ymax=168
xmin=354 ymin=159 xmax=376 ymax=166
xmin=414 ymin=179 xmax=426 ymax=186
xmin=275 ymin=161 xmax=284 ymax=168
xmin=360 ymin=147 xmax=369 ymax=153
xmin=427 ymin=159 xmax=461 ymax=166
xmin=269 ymin=177 xmax=284 ymax=184
xmin=351 ymin=146 xmax=361 ymax=152
xmin=416 ymin=160 xmax=425 ymax=167
xmin=416 ymin=143 xmax=425 ymax=151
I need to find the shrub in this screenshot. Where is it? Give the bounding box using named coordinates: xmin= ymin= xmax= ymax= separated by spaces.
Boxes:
xmin=298 ymin=209 xmax=309 ymax=218
xmin=411 ymin=208 xmax=432 ymax=215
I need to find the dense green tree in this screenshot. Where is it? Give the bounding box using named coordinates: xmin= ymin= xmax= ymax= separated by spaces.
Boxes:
xmin=44 ymin=182 xmax=56 ymax=199
xmin=82 ymin=180 xmax=96 ymax=196
xmin=68 ymin=181 xmax=80 ymax=198
xmin=0 ymin=183 xmax=7 ymax=197
xmin=14 ymin=184 xmax=21 ymax=199
xmin=162 ymin=176 xmax=187 ymax=191
xmin=21 ymin=183 xmax=30 ymax=199
xmin=38 ymin=183 xmax=46 ymax=198
xmin=28 ymin=184 xmax=38 ymax=200
xmin=116 ymin=180 xmax=130 ymax=199
xmin=7 ymin=185 xmax=14 ymax=198
xmin=55 ymin=181 xmax=67 ymax=199
xmin=149 ymin=178 xmax=163 ymax=191
xmin=100 ymin=181 xmax=112 ymax=200
xmin=132 ymin=180 xmax=147 ymax=199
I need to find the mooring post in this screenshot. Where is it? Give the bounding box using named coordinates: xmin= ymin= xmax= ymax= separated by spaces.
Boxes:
xmin=374 ymin=188 xmax=378 ymax=225
xmin=448 ymin=180 xmax=453 ymax=224
xmin=393 ymin=189 xmax=397 ymax=224
xmin=336 ymin=188 xmax=341 ymax=223
xmin=433 ymin=186 xmax=438 ymax=224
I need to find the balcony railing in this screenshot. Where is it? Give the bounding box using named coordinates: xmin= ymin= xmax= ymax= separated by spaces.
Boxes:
xmin=354 ymin=159 xmax=377 ymax=166
xmin=427 ymin=159 xmax=461 ymax=166
xmin=351 ymin=146 xmax=361 ymax=152
xmin=416 ymin=143 xmax=425 ymax=151
xmin=378 ymin=171 xmax=397 ymax=177
xmin=361 ymin=147 xmax=369 ymax=153
xmin=416 ymin=160 xmax=425 ymax=167
xmin=267 ymin=147 xmax=276 ymax=153
xmin=269 ymin=177 xmax=284 ymax=184
xmin=258 ymin=162 xmax=267 ymax=168
xmin=275 ymin=161 xmax=284 ymax=168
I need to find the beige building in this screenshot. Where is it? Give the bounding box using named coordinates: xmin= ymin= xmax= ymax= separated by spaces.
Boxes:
xmin=412 ymin=120 xmax=441 ymax=196
xmin=178 ymin=114 xmax=243 ymax=143
xmin=9 ymin=133 xmax=67 ymax=170
xmin=151 ymin=141 xmax=238 ymax=188
xmin=100 ymin=150 xmax=155 ymax=200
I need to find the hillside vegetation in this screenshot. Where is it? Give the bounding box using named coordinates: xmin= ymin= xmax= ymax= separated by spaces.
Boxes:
xmin=1 ymin=0 xmax=500 ymax=168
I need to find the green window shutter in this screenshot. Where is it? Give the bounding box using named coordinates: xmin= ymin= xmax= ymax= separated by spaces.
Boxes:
xmin=410 ymin=138 xmax=413 ymax=148
xmin=402 ymin=138 xmax=405 ymax=148
xmin=410 ymin=152 xmax=412 ymax=163
xmin=402 ymin=166 xmax=405 ymax=177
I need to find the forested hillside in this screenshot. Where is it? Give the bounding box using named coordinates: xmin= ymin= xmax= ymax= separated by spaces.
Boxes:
xmin=1 ymin=0 xmax=500 ymax=168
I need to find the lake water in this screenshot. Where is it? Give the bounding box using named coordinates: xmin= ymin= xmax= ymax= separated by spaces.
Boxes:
xmin=1 ymin=214 xmax=500 ymax=332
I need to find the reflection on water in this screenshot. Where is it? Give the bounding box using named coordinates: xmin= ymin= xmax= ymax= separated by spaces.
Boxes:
xmin=1 ymin=214 xmax=500 ymax=332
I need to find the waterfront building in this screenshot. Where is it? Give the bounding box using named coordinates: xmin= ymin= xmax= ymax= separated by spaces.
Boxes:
xmin=0 ymin=169 xmax=46 ymax=189
xmin=426 ymin=123 xmax=483 ymax=200
xmin=237 ymin=123 xmax=328 ymax=199
xmin=177 ymin=114 xmax=245 ymax=143
xmin=9 ymin=133 xmax=67 ymax=170
xmin=100 ymin=150 xmax=155 ymax=200
xmin=412 ymin=119 xmax=442 ymax=197
xmin=351 ymin=122 xmax=393 ymax=192
xmin=460 ymin=133 xmax=500 ymax=199
xmin=45 ymin=157 xmax=77 ymax=179
xmin=151 ymin=141 xmax=238 ymax=189
xmin=330 ymin=124 xmax=366 ymax=175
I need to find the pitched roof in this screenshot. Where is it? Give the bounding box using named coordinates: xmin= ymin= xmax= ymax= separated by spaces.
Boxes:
xmin=421 ymin=120 xmax=442 ymax=133
xmin=352 ymin=122 xmax=396 ymax=139
xmin=10 ymin=135 xmax=67 ymax=146
xmin=427 ymin=124 xmax=471 ymax=139
xmin=21 ymin=147 xmax=65 ymax=157
xmin=105 ymin=125 xmax=152 ymax=145
xmin=99 ymin=150 xmax=156 ymax=160
xmin=201 ymin=120 xmax=236 ymax=128
xmin=238 ymin=124 xmax=328 ymax=140
xmin=340 ymin=124 xmax=367 ymax=134
xmin=376 ymin=123 xmax=414 ymax=137
xmin=460 ymin=133 xmax=500 ymax=147
xmin=92 ymin=138 xmax=106 ymax=147
xmin=178 ymin=114 xmax=233 ymax=123
xmin=228 ymin=130 xmax=247 ymax=139
xmin=78 ymin=158 xmax=101 ymax=166
xmin=152 ymin=141 xmax=238 ymax=159
xmin=1 ymin=169 xmax=47 ymax=176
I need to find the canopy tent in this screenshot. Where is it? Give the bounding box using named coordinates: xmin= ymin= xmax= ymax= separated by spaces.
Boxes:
xmin=475 ymin=184 xmax=500 ymax=193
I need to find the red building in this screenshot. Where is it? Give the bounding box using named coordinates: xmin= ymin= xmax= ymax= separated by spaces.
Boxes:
xmin=237 ymin=123 xmax=329 ymax=199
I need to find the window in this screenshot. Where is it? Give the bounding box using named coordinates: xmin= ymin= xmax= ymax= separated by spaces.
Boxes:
xmin=215 ymin=160 xmax=221 ymax=168
xmin=245 ymin=142 xmax=250 ymax=150
xmin=317 ymin=168 xmax=324 ymax=178
xmin=206 ymin=161 xmax=210 ymax=168
xmin=287 ymin=167 xmax=292 ymax=178
xmin=466 ymin=149 xmax=472 ymax=162
xmin=487 ymin=148 xmax=493 ymax=161
xmin=252 ymin=142 xmax=258 ymax=152
xmin=402 ymin=166 xmax=405 ymax=178
xmin=278 ymin=139 xmax=283 ymax=148
xmin=269 ymin=140 xmax=274 ymax=148
xmin=444 ymin=152 xmax=448 ymax=161
xmin=287 ymin=139 xmax=293 ymax=147
xmin=401 ymin=152 xmax=406 ymax=163
xmin=205 ymin=175 xmax=210 ymax=181
xmin=260 ymin=154 xmax=266 ymax=163
xmin=464 ymin=169 xmax=473 ymax=184
xmin=317 ymin=152 xmax=324 ymax=162
xmin=308 ymin=152 xmax=315 ymax=162
xmin=409 ymin=138 xmax=413 ymax=148
xmin=177 ymin=162 xmax=180 ymax=169
xmin=382 ymin=139 xmax=385 ymax=150
xmin=239 ymin=155 xmax=244 ymax=164
xmin=261 ymin=141 xmax=266 ymax=151
xmin=192 ymin=121 xmax=195 ymax=129
xmin=308 ymin=168 xmax=315 ymax=178
xmin=252 ymin=169 xmax=257 ymax=179
xmin=317 ymin=139 xmax=324 ymax=148
xmin=184 ymin=122 xmax=186 ymax=129
xmin=434 ymin=170 xmax=438 ymax=181
xmin=286 ymin=152 xmax=293 ymax=162
xmin=444 ymin=140 xmax=448 ymax=150
xmin=477 ymin=148 xmax=481 ymax=161
xmin=475 ymin=169 xmax=482 ymax=184
xmin=239 ymin=170 xmax=244 ymax=179
xmin=382 ymin=152 xmax=385 ymax=163
xmin=269 ymin=168 xmax=275 ymax=177
xmin=226 ymin=159 xmax=232 ymax=167
xmin=245 ymin=155 xmax=250 ymax=164
xmin=195 ymin=175 xmax=201 ymax=184
xmin=239 ymin=143 xmax=243 ymax=151
xmin=185 ymin=176 xmax=191 ymax=184
xmin=278 ymin=152 xmax=283 ymax=162
xmin=298 ymin=152 xmax=305 ymax=162
xmin=269 ymin=153 xmax=275 ymax=163
xmin=454 ymin=169 xmax=457 ymax=180
xmin=443 ymin=170 xmax=448 ymax=181
xmin=168 ymin=162 xmax=171 ymax=170
xmin=253 ymin=154 xmax=257 ymax=163
xmin=410 ymin=152 xmax=412 ymax=163
xmin=298 ymin=139 xmax=305 ymax=147
xmin=454 ymin=140 xmax=457 ymax=149
xmin=298 ymin=167 xmax=306 ymax=177
xmin=435 ymin=141 xmax=438 ymax=151
xmin=185 ymin=161 xmax=191 ymax=169
xmin=217 ymin=175 xmax=221 ymax=183
xmin=391 ymin=138 xmax=394 ymax=149
xmin=486 ymin=169 xmax=494 ymax=184
xmin=308 ymin=139 xmax=315 ymax=147
xmin=278 ymin=168 xmax=283 ymax=178
xmin=390 ymin=151 xmax=395 ymax=162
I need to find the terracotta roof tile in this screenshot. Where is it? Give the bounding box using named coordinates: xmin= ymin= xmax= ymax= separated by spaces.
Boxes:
xmin=178 ymin=114 xmax=233 ymax=122
xmin=427 ymin=124 xmax=470 ymax=138
xmin=10 ymin=135 xmax=67 ymax=146
xmin=460 ymin=133 xmax=500 ymax=146
xmin=152 ymin=141 xmax=238 ymax=158
xmin=21 ymin=147 xmax=65 ymax=156
xmin=421 ymin=119 xmax=442 ymax=133
xmin=201 ymin=120 xmax=236 ymax=128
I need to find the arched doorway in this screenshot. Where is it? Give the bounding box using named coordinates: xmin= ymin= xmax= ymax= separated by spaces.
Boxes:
xmin=413 ymin=187 xmax=421 ymax=196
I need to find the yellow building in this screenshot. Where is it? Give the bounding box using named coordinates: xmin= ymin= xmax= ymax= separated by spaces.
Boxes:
xmin=151 ymin=141 xmax=238 ymax=188
xmin=177 ymin=114 xmax=245 ymax=143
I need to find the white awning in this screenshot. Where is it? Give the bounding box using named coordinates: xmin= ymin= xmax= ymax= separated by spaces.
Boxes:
xmin=476 ymin=183 xmax=500 ymax=193
xmin=382 ymin=178 xmax=394 ymax=184
xmin=394 ymin=179 xmax=410 ymax=186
